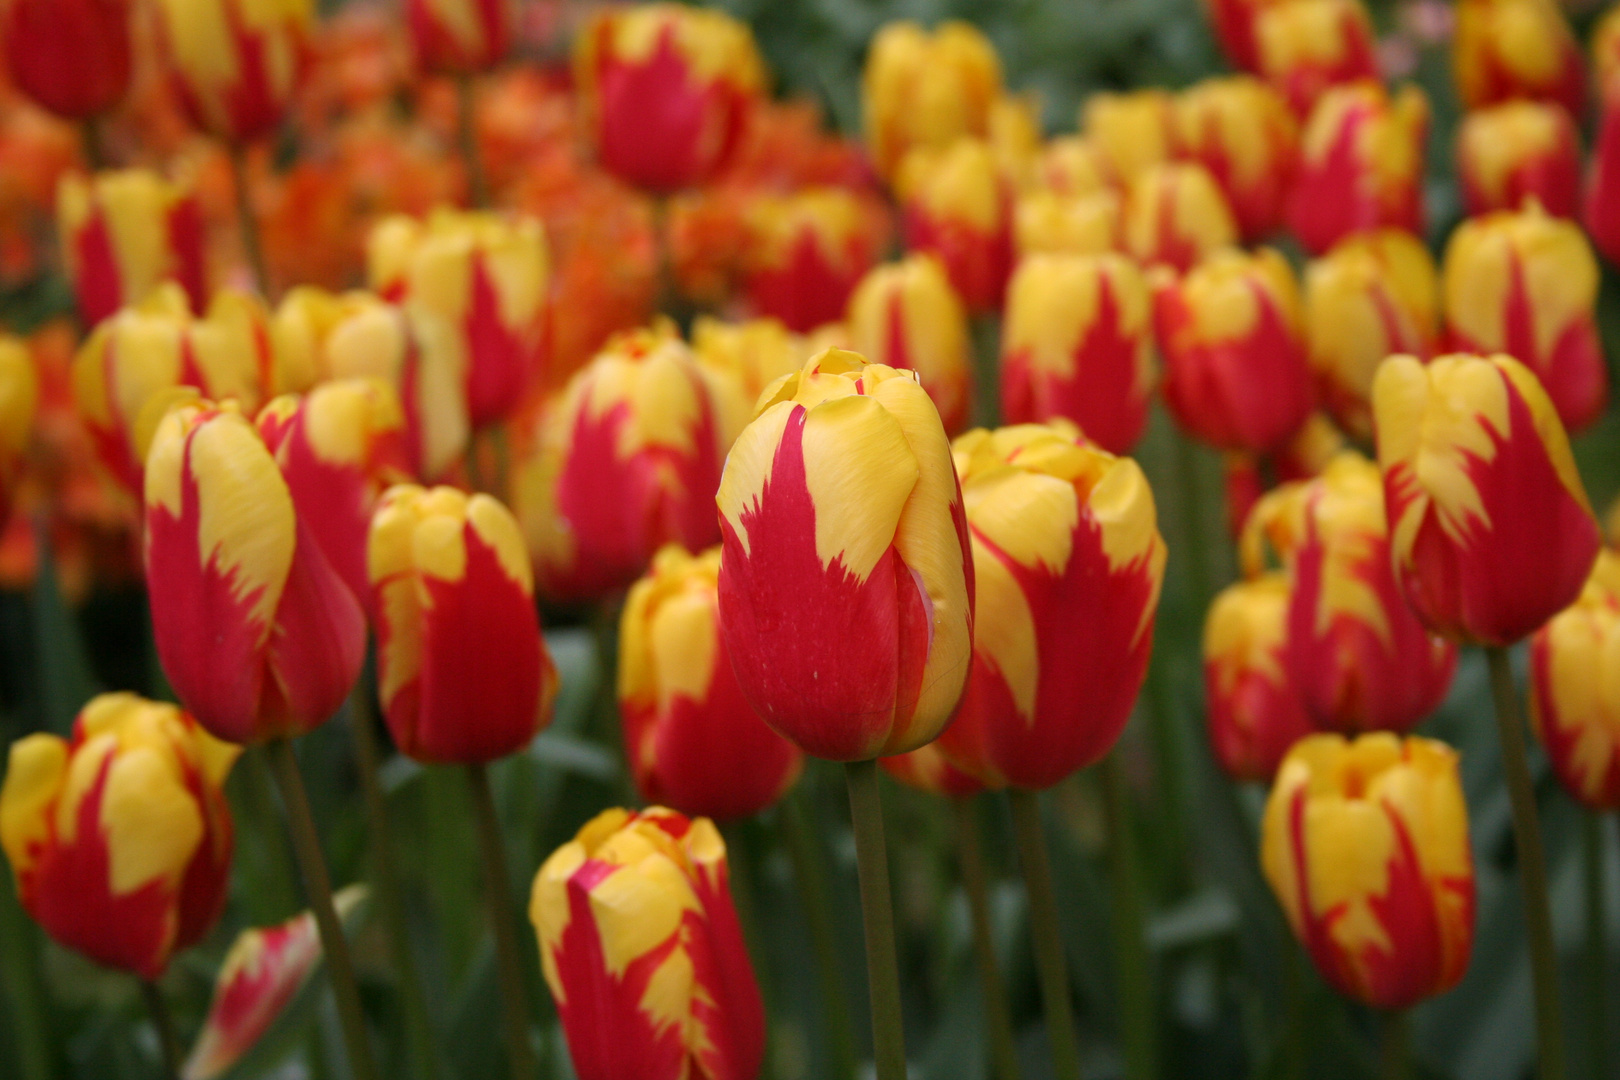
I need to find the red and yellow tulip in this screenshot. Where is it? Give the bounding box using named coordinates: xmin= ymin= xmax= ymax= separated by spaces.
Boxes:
xmin=1013 ymin=189 xmax=1122 ymax=258
xmin=1456 ymin=101 xmax=1580 ymax=219
xmin=1084 ymin=90 xmax=1178 ymax=188
xmin=689 ymin=316 xmax=807 ymax=426
xmin=0 ymin=336 xmax=37 ymax=528
xmin=862 ymin=19 xmax=1002 ymax=184
xmin=1204 ymin=575 xmax=1315 ymax=782
xmin=844 ymin=255 xmax=973 ymax=436
xmin=0 ymin=0 xmax=131 ymax=119
xmin=896 ymin=138 xmax=1016 ymax=313
xmin=880 ymin=743 xmax=988 ymax=798
xmin=1034 ymin=135 xmax=1110 ymax=198
xmin=1201 ymin=0 xmax=1284 ymax=72
xmin=1173 ymin=76 xmax=1299 ymax=241
xmin=740 ymin=188 xmax=882 ymax=334
xmin=57 ymin=170 xmax=207 ymax=328
xmin=1254 ymin=0 xmax=1379 ymax=116
xmin=1454 ymin=0 xmax=1585 ymax=116
xmin=153 ymin=0 xmax=313 ymax=144
xmin=1530 ymin=549 xmax=1620 ymax=809
xmin=406 ymin=0 xmax=509 ymax=74
xmin=1584 ymin=91 xmax=1620 ymax=268
xmin=1122 ymin=162 xmax=1240 ymax=272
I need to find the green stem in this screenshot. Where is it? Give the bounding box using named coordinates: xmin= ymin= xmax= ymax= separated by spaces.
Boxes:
xmin=1584 ymin=811 xmax=1609 ymax=1080
xmin=457 ymin=74 xmax=491 ymax=209
xmin=1102 ymin=758 xmax=1155 ymax=1080
xmin=1008 ymin=788 xmax=1082 ymax=1080
xmin=844 ymin=759 xmax=907 ymax=1080
xmin=467 ymin=763 xmax=538 ymax=1080
xmin=952 ymin=797 xmax=1021 ymax=1080
xmin=265 ymin=738 xmax=381 ymax=1080
xmin=228 ymin=143 xmax=270 ymax=298
xmin=1172 ymin=430 xmax=1216 ymax=609
xmin=0 ymin=868 xmax=53 ymax=1080
xmin=81 ymin=118 xmax=107 ymax=172
xmin=1281 ymin=942 xmax=1307 ymax=1080
xmin=1379 ymin=1010 xmax=1409 ymax=1080
xmin=140 ymin=979 xmax=181 ymax=1080
xmin=1485 ymin=646 xmax=1566 ymax=1080
xmin=722 ymin=822 xmax=777 ymax=1080
xmin=970 ymin=314 xmax=1002 ymax=430
xmin=781 ymin=792 xmax=859 ymax=1080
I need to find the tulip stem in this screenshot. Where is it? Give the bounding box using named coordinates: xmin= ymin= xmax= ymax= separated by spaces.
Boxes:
xmin=139 ymin=979 xmax=181 ymax=1080
xmin=1378 ymin=1010 xmax=1409 ymax=1080
xmin=1102 ymin=757 xmax=1156 ymax=1080
xmin=1008 ymin=788 xmax=1083 ymax=1080
xmin=952 ymin=797 xmax=1021 ymax=1080
xmin=80 ymin=118 xmax=107 ymax=172
xmin=228 ymin=144 xmax=270 ymax=297
xmin=467 ymin=762 xmax=538 ymax=1080
xmin=265 ymin=737 xmax=381 ymax=1080
xmin=457 ymin=75 xmax=491 ymax=210
xmin=0 ymin=869 xmax=53 ymax=1080
xmin=781 ymin=791 xmax=860 ymax=1080
xmin=1584 ymin=810 xmax=1610 ymax=1080
xmin=844 ymin=758 xmax=907 ymax=1080
xmin=1485 ymin=646 xmax=1567 ymax=1080
xmin=721 ymin=823 xmax=778 ymax=1080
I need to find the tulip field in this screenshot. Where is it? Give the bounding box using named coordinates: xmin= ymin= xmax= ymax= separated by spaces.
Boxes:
xmin=4 ymin=0 xmax=1620 ymax=1079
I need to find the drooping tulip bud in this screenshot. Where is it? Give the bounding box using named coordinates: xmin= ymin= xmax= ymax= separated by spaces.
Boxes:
xmin=1530 ymin=549 xmax=1620 ymax=809
xmin=934 ymin=421 xmax=1166 ymax=790
xmin=1204 ymin=575 xmax=1315 ymax=782
xmin=57 ymin=170 xmax=207 ymax=327
xmin=1083 ymin=90 xmax=1179 ymax=188
xmin=896 ymin=138 xmax=1016 ymax=313
xmin=0 ymin=0 xmax=132 ymax=120
xmin=407 ymin=0 xmax=509 ymax=75
xmin=1453 ymin=0 xmax=1584 ymax=117
xmin=1262 ymin=732 xmax=1475 ymax=1009
xmin=1289 ymin=81 xmax=1429 ymax=255
xmin=716 ymin=348 xmax=974 ymax=761
xmin=1174 ymin=75 xmax=1299 ymax=241
xmin=1153 ymin=247 xmax=1313 ymax=453
xmin=1202 ymin=0 xmax=1285 ymax=73
xmin=145 ymin=399 xmax=366 ymax=744
xmin=1013 ymin=190 xmax=1122 ymax=258
xmin=0 ymin=693 xmax=237 ymax=977
xmin=1254 ymin=0 xmax=1379 ymax=116
xmin=619 ymin=545 xmax=803 ymax=821
xmin=152 ymin=0 xmax=313 ymax=144
xmin=1456 ymin=101 xmax=1580 ymax=219
xmin=862 ymin=19 xmax=1002 ymax=184
xmin=1123 ymin=162 xmax=1240 ymax=272
xmin=740 ymin=188 xmax=883 ymax=334
xmin=1373 ymin=353 xmax=1602 ymax=646
xmin=1441 ymin=203 xmax=1608 ymax=433
xmin=844 ymin=255 xmax=974 ymax=435
xmin=0 ymin=336 xmax=38 ymax=527
xmin=531 ymin=807 xmax=764 ymax=1080
xmin=1034 ymin=136 xmax=1110 ymax=197
xmin=1000 ymin=253 xmax=1156 ymax=454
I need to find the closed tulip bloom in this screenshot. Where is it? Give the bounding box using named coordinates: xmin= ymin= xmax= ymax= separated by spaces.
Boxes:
xmin=1035 ymin=135 xmax=1111 ymax=198
xmin=741 ymin=188 xmax=881 ymax=334
xmin=619 ymin=546 xmax=802 ymax=821
xmin=1013 ymin=189 xmax=1122 ymax=258
xmin=0 ymin=336 xmax=37 ymax=526
xmin=1456 ymin=101 xmax=1580 ymax=219
xmin=1204 ymin=575 xmax=1315 ymax=782
xmin=689 ymin=316 xmax=806 ymax=428
xmin=57 ymin=170 xmax=206 ymax=327
xmin=1083 ymin=90 xmax=1179 ymax=188
xmin=1530 ymin=549 xmax=1620 ymax=809
xmin=153 ymin=0 xmax=313 ymax=144
xmin=1001 ymin=253 xmax=1156 ymax=454
xmin=407 ymin=0 xmax=509 ymax=74
xmin=368 ymin=210 xmax=548 ymax=429
xmin=1 ymin=0 xmax=131 ymax=119
xmin=1123 ymin=162 xmax=1240 ymax=272
xmin=716 ymin=348 xmax=973 ymax=761
xmin=845 ymin=255 xmax=973 ymax=435
xmin=1174 ymin=76 xmax=1299 ymax=240
xmin=1441 ymin=204 xmax=1608 ymax=433
xmin=531 ymin=807 xmax=764 ymax=1080
xmin=1154 ymin=247 xmax=1314 ymax=453
xmin=574 ymin=3 xmax=766 ymax=193
xmin=1583 ymin=93 xmax=1620 ymax=267
xmin=1262 ymin=732 xmax=1475 ymax=1009
xmin=369 ymin=485 xmax=556 ymax=763
xmin=881 ymin=743 xmax=987 ymax=798
xmin=145 ymin=400 xmax=366 ymax=744
xmin=1305 ymin=229 xmax=1438 ymax=438
xmin=1202 ymin=0 xmax=1285 ymax=72
xmin=1289 ymin=82 xmax=1429 ymax=255
xmin=896 ymin=138 xmax=1015 ymax=313
xmin=1254 ymin=0 xmax=1379 ymax=116
xmin=862 ymin=19 xmax=1002 ymax=184
xmin=1454 ymin=0 xmax=1584 ymax=116
xmin=1373 ymin=353 xmax=1602 ymax=646
xmin=0 ymin=693 xmax=237 ymax=977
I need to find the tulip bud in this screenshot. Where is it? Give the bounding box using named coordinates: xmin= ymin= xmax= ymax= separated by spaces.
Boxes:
xmin=862 ymin=19 xmax=1002 ymax=183
xmin=1441 ymin=203 xmax=1608 ymax=433
xmin=1 ymin=0 xmax=132 ymax=119
xmin=716 ymin=348 xmax=974 ymax=761
xmin=1123 ymin=162 xmax=1240 ymax=272
xmin=1083 ymin=90 xmax=1179 ymax=188
xmin=1530 ymin=549 xmax=1620 ymax=809
xmin=1202 ymin=0 xmax=1285 ymax=72
xmin=1035 ymin=135 xmax=1110 ymax=197
xmin=1153 ymin=247 xmax=1313 ymax=453
xmin=0 ymin=336 xmax=37 ymax=526
xmin=844 ymin=255 xmax=974 ymax=436
xmin=1204 ymin=575 xmax=1315 ymax=782
xmin=1262 ymin=732 xmax=1475 ymax=1009
xmin=407 ymin=0 xmax=509 ymax=75
xmin=1373 ymin=352 xmax=1602 ymax=645
xmin=1454 ymin=0 xmax=1584 ymax=116
xmin=57 ymin=170 xmax=207 ymax=328
xmin=740 ymin=188 xmax=882 ymax=333
xmin=145 ymin=399 xmax=366 ymax=743
xmin=1254 ymin=0 xmax=1379 ymax=116
xmin=0 ymin=692 xmax=237 ymax=977
xmin=152 ymin=0 xmax=313 ymax=144
xmin=1173 ymin=76 xmax=1299 ymax=240
xmin=574 ymin=3 xmax=766 ymax=192
xmin=531 ymin=807 xmax=764 ymax=1080
xmin=881 ymin=743 xmax=987 ymax=798
xmin=1288 ymin=81 xmax=1429 ymax=255
xmin=367 ymin=210 xmax=549 ymax=429
xmin=1456 ymin=101 xmax=1580 ymax=219
xmin=619 ymin=546 xmax=803 ymax=821
xmin=1304 ymin=229 xmax=1438 ymax=438
xmin=1013 ymin=189 xmax=1122 ymax=258
xmin=1001 ymin=253 xmax=1156 ymax=454
xmin=519 ymin=324 xmax=742 ymax=601
xmin=896 ymin=138 xmax=1016 ymax=313
xmin=934 ymin=421 xmax=1166 ymax=789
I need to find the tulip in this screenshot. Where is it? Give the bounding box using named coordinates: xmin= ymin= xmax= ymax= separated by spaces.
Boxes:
xmin=1153 ymin=247 xmax=1314 ymax=453
xmin=1254 ymin=0 xmax=1379 ymax=116
xmin=1173 ymin=76 xmax=1298 ymax=240
xmin=518 ymin=324 xmax=743 ymax=601
xmin=1204 ymin=574 xmax=1315 ymax=782
xmin=1453 ymin=0 xmax=1584 ymax=117
xmin=931 ymin=421 xmax=1166 ymax=790
xmin=1583 ymin=93 xmax=1620 ymax=267
xmin=367 ymin=210 xmax=548 ymax=429
xmin=1122 ymin=162 xmax=1240 ymax=272
xmin=896 ymin=138 xmax=1015 ymax=313
xmin=152 ymin=0 xmax=313 ymax=144
xmin=368 ymin=484 xmax=557 ymax=763
xmin=0 ymin=692 xmax=237 ymax=977
xmin=740 ymin=188 xmax=882 ymax=333
xmin=574 ymin=3 xmax=766 ymax=193
xmin=619 ymin=545 xmax=803 ymax=821
xmin=715 ymin=347 xmax=974 ymax=761
xmin=531 ymin=806 xmax=764 ymax=1080
xmin=1598 ymin=5 xmax=1620 ymax=96
xmin=1034 ymin=135 xmax=1110 ymax=197
xmin=0 ymin=0 xmax=131 ymax=120
xmin=1261 ymin=732 xmax=1475 ymax=1010
xmin=1373 ymin=352 xmax=1602 ymax=646
xmin=1083 ymin=90 xmax=1178 ymax=188
xmin=689 ymin=315 xmax=807 ymax=426
xmin=57 ymin=170 xmax=207 ymax=327
xmin=1441 ymin=203 xmax=1608 ymax=433
xmin=1202 ymin=0 xmax=1284 ymax=72
xmin=880 ymin=743 xmax=987 ymax=798
xmin=1456 ymin=101 xmax=1580 ymax=219
xmin=1000 ymin=252 xmax=1156 ymax=454
xmin=989 ymin=94 xmax=1044 ymax=189
xmin=1013 ymin=189 xmax=1122 ymax=258
xmin=145 ymin=399 xmax=366 ymax=744
xmin=862 ymin=19 xmax=1002 ymax=184
xmin=1530 ymin=549 xmax=1620 ymax=809
xmin=1288 ymin=81 xmax=1429 ymax=255
xmin=407 ymin=0 xmax=509 ymax=75
xmin=1224 ymin=411 xmax=1348 ymax=536
xmin=0 ymin=336 xmax=37 ymax=526
xmin=844 ymin=255 xmax=974 ymax=436
xmin=1304 ymin=229 xmax=1438 ymax=438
